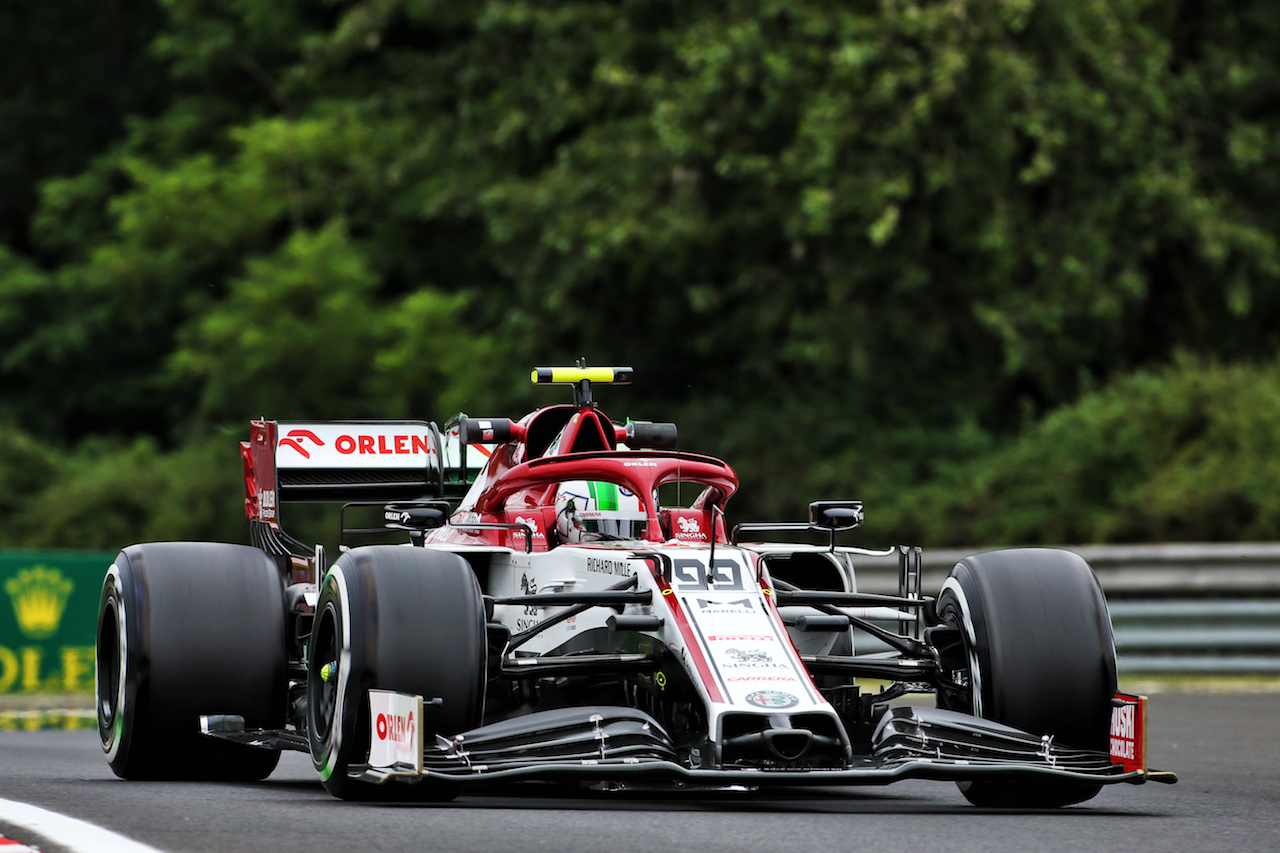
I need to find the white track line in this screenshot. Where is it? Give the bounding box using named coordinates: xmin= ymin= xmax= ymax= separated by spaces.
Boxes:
xmin=0 ymin=798 xmax=166 ymax=853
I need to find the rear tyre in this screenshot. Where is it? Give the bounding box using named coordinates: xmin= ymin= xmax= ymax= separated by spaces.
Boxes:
xmin=307 ymin=546 xmax=487 ymax=801
xmin=936 ymin=548 xmax=1117 ymax=808
xmin=97 ymin=543 xmax=286 ymax=780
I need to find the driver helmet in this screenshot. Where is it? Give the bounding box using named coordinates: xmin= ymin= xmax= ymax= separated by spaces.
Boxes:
xmin=554 ymin=480 xmax=647 ymax=543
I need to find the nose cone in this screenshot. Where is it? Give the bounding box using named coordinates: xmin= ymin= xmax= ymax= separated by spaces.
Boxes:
xmin=763 ymin=727 xmax=813 ymax=761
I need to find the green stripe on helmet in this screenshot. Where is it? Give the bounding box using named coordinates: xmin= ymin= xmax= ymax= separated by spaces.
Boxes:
xmin=589 ymin=481 xmax=620 ymax=511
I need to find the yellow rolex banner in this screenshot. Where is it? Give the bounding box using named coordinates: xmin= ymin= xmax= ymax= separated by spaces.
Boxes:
xmin=0 ymin=551 xmax=112 ymax=695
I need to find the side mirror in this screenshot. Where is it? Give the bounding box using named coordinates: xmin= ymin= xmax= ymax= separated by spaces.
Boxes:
xmin=383 ymin=502 xmax=449 ymax=532
xmin=809 ymin=501 xmax=864 ymax=531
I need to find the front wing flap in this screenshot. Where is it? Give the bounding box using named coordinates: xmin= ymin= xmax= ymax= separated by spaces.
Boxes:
xmin=346 ymin=695 xmax=1178 ymax=789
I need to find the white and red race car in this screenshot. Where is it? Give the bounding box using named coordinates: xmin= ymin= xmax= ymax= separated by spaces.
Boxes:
xmin=96 ymin=366 xmax=1176 ymax=805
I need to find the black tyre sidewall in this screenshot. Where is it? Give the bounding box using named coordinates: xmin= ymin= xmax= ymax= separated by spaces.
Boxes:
xmin=307 ymin=546 xmax=487 ymax=800
xmin=96 ymin=543 xmax=287 ymax=780
xmin=942 ymin=548 xmax=1116 ymax=750
xmin=938 ymin=548 xmax=1117 ymax=807
xmin=307 ymin=559 xmax=369 ymax=796
xmin=97 ymin=562 xmax=141 ymax=772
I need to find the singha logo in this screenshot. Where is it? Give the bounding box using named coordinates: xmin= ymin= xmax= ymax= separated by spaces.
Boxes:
xmin=5 ymin=565 xmax=74 ymax=640
xmin=512 ymin=516 xmax=546 ymax=539
xmin=674 ymin=515 xmax=707 ymax=540
xmin=519 ymin=573 xmax=540 ymax=616
xmin=725 ymin=648 xmax=772 ymax=664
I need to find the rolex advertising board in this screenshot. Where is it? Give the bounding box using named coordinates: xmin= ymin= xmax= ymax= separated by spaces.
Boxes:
xmin=0 ymin=551 xmax=110 ymax=696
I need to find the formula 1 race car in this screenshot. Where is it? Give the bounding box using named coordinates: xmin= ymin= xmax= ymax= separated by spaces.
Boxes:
xmin=96 ymin=365 xmax=1176 ymax=806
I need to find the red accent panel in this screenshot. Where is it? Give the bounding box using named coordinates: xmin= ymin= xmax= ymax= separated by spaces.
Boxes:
xmin=244 ymin=420 xmax=278 ymax=522
xmin=662 ymin=509 xmax=715 ymax=543
xmin=648 ymin=565 xmax=726 ymax=704
xmin=241 ymin=440 xmax=256 ymax=520
xmin=1110 ymin=693 xmax=1147 ymax=772
xmin=546 ymin=410 xmax=616 ymax=456
xmin=502 ymin=506 xmax=557 ymax=552
xmin=476 ymin=454 xmax=737 ymax=518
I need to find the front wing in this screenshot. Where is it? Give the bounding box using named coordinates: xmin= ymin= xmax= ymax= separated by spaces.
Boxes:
xmin=339 ymin=691 xmax=1177 ymax=790
xmin=201 ymin=691 xmax=1176 ymax=791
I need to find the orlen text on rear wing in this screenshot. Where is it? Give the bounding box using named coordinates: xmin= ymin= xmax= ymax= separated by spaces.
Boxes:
xmin=242 ymin=420 xmax=456 ymax=550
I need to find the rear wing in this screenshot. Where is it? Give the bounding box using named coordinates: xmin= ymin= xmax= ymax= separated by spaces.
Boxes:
xmin=242 ymin=419 xmax=494 ymax=524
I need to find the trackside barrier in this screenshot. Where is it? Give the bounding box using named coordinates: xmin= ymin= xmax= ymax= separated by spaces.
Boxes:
xmin=0 ymin=551 xmax=113 ymax=697
xmin=3 ymin=544 xmax=1278 ymax=689
xmin=849 ymin=543 xmax=1280 ymax=675
xmin=1107 ymin=600 xmax=1280 ymax=674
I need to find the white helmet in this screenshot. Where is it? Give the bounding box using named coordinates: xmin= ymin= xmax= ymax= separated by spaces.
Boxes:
xmin=554 ymin=481 xmax=646 ymax=543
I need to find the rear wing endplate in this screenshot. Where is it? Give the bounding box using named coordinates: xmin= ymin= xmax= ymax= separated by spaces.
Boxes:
xmin=243 ymin=419 xmax=452 ymax=523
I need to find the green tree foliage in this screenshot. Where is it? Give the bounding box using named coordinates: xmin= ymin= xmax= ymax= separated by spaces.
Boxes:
xmin=879 ymin=356 xmax=1280 ymax=546
xmin=2 ymin=0 xmax=1279 ymax=549
xmin=0 ymin=0 xmax=167 ymax=250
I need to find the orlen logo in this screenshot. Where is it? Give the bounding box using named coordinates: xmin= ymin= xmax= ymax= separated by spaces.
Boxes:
xmin=334 ymin=434 xmax=433 ymax=455
xmin=279 ymin=429 xmax=323 ymax=459
xmin=278 ymin=430 xmax=436 ymax=458
xmin=376 ymin=709 xmax=415 ymax=744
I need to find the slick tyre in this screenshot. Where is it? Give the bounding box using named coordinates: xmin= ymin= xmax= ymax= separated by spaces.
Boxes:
xmin=936 ymin=548 xmax=1117 ymax=808
xmin=307 ymin=546 xmax=487 ymax=801
xmin=97 ymin=543 xmax=287 ymax=780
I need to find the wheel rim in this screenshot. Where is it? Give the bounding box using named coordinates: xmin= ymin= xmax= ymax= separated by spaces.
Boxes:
xmin=310 ymin=603 xmax=340 ymax=746
xmin=95 ymin=590 xmax=126 ymax=751
xmin=937 ymin=582 xmax=983 ymax=718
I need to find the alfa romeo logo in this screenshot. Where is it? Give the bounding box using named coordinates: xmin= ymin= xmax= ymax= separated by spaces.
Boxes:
xmin=745 ymin=690 xmax=799 ymax=709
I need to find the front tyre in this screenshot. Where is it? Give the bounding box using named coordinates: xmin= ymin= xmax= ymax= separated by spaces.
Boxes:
xmin=937 ymin=548 xmax=1117 ymax=808
xmin=307 ymin=546 xmax=487 ymax=801
xmin=96 ymin=543 xmax=286 ymax=780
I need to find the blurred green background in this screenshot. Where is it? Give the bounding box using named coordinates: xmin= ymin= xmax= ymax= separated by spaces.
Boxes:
xmin=3 ymin=0 xmax=1279 ymax=553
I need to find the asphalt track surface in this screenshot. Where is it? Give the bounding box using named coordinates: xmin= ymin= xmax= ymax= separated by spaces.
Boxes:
xmin=1 ymin=692 xmax=1277 ymax=853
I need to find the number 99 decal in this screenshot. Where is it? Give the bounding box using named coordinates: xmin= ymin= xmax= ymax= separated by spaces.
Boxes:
xmin=670 ymin=556 xmax=746 ymax=591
